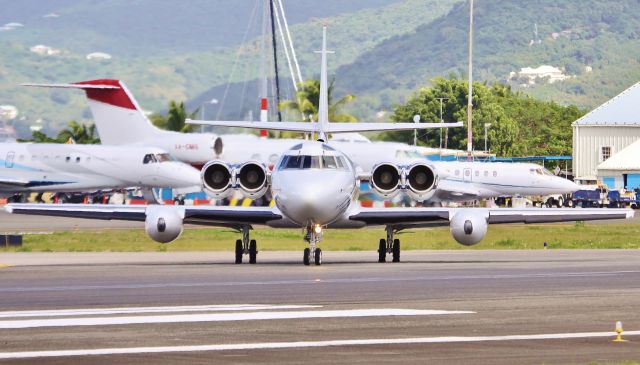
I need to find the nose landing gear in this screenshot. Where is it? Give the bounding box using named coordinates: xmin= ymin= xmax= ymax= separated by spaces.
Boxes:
xmin=303 ymin=224 xmax=323 ymax=266
xmin=378 ymin=226 xmax=400 ymax=263
xmin=235 ymin=226 xmax=257 ymax=264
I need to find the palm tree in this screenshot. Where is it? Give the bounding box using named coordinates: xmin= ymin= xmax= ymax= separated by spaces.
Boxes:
xmin=150 ymin=101 xmax=197 ymax=133
xmin=56 ymin=121 xmax=100 ymax=144
xmin=280 ymin=79 xmax=357 ymax=123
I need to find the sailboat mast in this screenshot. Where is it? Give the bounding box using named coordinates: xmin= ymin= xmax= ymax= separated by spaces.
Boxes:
xmin=269 ymin=0 xmax=283 ymax=122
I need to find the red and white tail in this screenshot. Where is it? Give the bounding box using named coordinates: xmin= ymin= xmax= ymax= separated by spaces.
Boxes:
xmin=23 ymin=79 xmax=160 ymax=145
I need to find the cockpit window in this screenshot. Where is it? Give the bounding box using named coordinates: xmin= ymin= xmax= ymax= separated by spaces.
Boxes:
xmin=531 ymin=168 xmax=554 ymax=176
xmin=143 ymin=154 xmax=157 ymax=164
xmin=279 ymin=155 xmax=348 ymax=170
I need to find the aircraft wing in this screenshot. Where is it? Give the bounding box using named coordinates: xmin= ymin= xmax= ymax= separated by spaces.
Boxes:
xmin=187 ymin=119 xmax=463 ymax=134
xmin=0 ymin=177 xmax=30 ymax=187
xmin=432 ymin=179 xmax=482 ymax=200
xmin=5 ymin=204 xmax=283 ymax=229
xmin=349 ymin=207 xmax=633 ymax=229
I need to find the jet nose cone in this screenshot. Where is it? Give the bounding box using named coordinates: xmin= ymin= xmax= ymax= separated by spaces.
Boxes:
xmin=565 ymin=179 xmax=580 ymax=192
xmin=179 ymin=165 xmax=202 ymax=187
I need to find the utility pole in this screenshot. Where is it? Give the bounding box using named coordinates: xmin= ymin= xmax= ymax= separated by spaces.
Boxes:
xmin=484 ymin=123 xmax=491 ymax=152
xmin=466 ymin=0 xmax=474 ymax=159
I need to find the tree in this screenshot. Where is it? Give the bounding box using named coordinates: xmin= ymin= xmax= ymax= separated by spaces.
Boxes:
xmin=151 ymin=101 xmax=197 ymax=133
xmin=385 ymin=76 xmax=585 ymax=158
xmin=56 ymin=121 xmax=100 ymax=144
xmin=280 ymin=79 xmax=357 ymax=123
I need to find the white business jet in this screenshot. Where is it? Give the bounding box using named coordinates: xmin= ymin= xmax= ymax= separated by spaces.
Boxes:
xmin=6 ymin=27 xmax=633 ymax=265
xmin=0 ymin=142 xmax=200 ymax=201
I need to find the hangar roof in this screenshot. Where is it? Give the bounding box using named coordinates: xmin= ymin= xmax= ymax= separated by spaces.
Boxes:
xmin=597 ymin=138 xmax=640 ymax=170
xmin=573 ymin=82 xmax=640 ymax=126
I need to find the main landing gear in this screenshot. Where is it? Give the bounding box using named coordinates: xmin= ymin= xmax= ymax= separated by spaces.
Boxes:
xmin=235 ymin=226 xmax=257 ymax=264
xmin=378 ymin=226 xmax=400 ymax=263
xmin=303 ymin=224 xmax=323 ymax=266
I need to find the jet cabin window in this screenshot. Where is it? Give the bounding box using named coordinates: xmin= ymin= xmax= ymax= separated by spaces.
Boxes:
xmin=143 ymin=153 xmax=175 ymax=164
xmin=279 ymin=155 xmax=347 ymax=170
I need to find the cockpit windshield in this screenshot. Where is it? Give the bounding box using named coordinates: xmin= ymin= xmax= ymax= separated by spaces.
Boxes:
xmin=143 ymin=153 xmax=176 ymax=164
xmin=530 ymin=167 xmax=554 ymax=176
xmin=278 ymin=155 xmax=347 ymax=170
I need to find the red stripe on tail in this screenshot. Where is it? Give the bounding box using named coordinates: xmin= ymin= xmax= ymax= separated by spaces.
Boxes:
xmin=73 ymin=79 xmax=136 ymax=110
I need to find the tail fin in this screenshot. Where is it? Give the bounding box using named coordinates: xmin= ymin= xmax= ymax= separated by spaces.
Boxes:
xmin=22 ymin=79 xmax=159 ymax=145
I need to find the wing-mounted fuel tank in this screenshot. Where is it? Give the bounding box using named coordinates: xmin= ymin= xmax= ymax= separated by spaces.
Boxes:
xmin=370 ymin=162 xmax=438 ymax=202
xmin=200 ymin=160 xmax=269 ymax=200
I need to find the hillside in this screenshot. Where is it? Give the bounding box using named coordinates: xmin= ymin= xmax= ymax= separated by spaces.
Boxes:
xmin=0 ymin=0 xmax=456 ymax=136
xmin=335 ymin=0 xmax=640 ymax=118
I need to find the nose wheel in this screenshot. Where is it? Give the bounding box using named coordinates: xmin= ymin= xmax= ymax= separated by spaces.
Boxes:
xmin=303 ymin=225 xmax=323 ymax=266
xmin=234 ymin=226 xmax=257 ymax=264
xmin=378 ymin=226 xmax=400 ymax=263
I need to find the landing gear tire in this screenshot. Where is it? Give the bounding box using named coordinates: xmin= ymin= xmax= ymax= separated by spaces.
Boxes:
xmin=235 ymin=239 xmax=243 ymax=264
xmin=303 ymin=248 xmax=311 ymax=266
xmin=314 ymin=248 xmax=322 ymax=266
xmin=249 ymin=239 xmax=257 ymax=264
xmin=378 ymin=239 xmax=386 ymax=263
xmin=392 ymin=239 xmax=400 ymax=263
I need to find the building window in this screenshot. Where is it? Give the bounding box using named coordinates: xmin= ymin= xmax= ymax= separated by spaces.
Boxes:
xmin=601 ymin=146 xmax=612 ymax=161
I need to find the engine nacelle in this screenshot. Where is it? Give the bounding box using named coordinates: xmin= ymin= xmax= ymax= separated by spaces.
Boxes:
xmin=236 ymin=162 xmax=268 ymax=199
xmin=371 ymin=163 xmax=401 ymax=198
xmin=450 ymin=211 xmax=488 ymax=246
xmin=201 ymin=160 xmax=234 ymax=199
xmin=145 ymin=206 xmax=184 ymax=243
xmin=405 ymin=163 xmax=437 ymax=202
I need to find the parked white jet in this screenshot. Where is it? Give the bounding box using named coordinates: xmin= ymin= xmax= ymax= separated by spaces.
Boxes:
xmin=0 ymin=142 xmax=200 ymax=201
xmin=7 ymin=26 xmax=633 ymax=266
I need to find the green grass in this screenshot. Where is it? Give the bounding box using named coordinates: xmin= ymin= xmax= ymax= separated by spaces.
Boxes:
xmin=3 ymin=223 xmax=640 ymax=252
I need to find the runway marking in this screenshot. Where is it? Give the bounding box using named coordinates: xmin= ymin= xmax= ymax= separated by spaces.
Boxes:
xmin=0 ymin=309 xmax=473 ymax=329
xmin=0 ymin=330 xmax=638 ymax=359
xmin=0 ymin=264 xmax=11 ymax=269
xmin=0 ymin=304 xmax=322 ymax=318
xmin=0 ymin=270 xmax=638 ymax=293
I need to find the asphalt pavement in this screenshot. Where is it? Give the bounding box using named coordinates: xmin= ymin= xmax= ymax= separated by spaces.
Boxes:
xmin=0 ymin=250 xmax=638 ymax=364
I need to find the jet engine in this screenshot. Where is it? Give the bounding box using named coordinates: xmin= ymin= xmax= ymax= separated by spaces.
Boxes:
xmin=449 ymin=211 xmax=488 ymax=246
xmin=145 ymin=206 xmax=184 ymax=243
xmin=371 ymin=163 xmax=401 ymax=198
xmin=405 ymin=163 xmax=437 ymax=202
xmin=236 ymin=162 xmax=268 ymax=199
xmin=201 ymin=161 xmax=234 ymax=199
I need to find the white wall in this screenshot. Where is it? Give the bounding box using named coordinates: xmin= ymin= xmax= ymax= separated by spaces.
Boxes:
xmin=573 ymin=125 xmax=640 ymax=179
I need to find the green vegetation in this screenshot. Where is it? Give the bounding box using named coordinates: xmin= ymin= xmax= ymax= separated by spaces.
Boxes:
xmin=1 ymin=0 xmax=456 ymax=135
xmin=280 ymin=79 xmax=357 ymax=122
xmin=6 ymin=223 xmax=640 ymax=252
xmin=337 ymin=0 xmax=640 ymax=119
xmin=386 ymin=77 xmax=584 ymax=157
xmin=150 ymin=101 xmax=198 ymax=133
xmin=18 ymin=120 xmax=100 ymax=144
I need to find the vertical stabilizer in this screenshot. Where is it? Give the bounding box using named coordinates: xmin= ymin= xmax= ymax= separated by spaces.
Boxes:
xmin=23 ymin=79 xmax=159 ymax=145
xmin=315 ymin=25 xmax=333 ymax=141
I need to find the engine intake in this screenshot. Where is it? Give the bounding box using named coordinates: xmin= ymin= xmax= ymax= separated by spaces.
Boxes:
xmin=145 ymin=206 xmax=184 ymax=243
xmin=237 ymin=162 xmax=268 ymax=198
xmin=371 ymin=163 xmax=401 ymax=198
xmin=201 ymin=161 xmax=234 ymax=199
xmin=405 ymin=163 xmax=437 ymax=201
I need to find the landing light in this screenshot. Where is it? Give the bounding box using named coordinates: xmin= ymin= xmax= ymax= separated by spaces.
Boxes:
xmin=314 ymin=225 xmax=322 ymax=234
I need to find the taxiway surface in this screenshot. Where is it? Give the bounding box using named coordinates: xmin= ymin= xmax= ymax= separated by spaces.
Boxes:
xmin=0 ymin=250 xmax=639 ymax=364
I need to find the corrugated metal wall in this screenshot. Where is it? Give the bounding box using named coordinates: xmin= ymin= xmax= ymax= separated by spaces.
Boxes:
xmin=573 ymin=125 xmax=640 ymax=179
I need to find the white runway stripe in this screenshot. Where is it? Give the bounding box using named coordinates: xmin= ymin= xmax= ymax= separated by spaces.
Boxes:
xmin=1 ymin=330 xmax=638 ymax=359
xmin=0 ymin=309 xmax=473 ymax=329
xmin=0 ymin=304 xmax=320 ymax=318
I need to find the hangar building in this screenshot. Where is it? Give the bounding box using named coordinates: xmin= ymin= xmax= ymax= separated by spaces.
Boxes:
xmin=597 ymin=138 xmax=640 ymax=189
xmin=572 ymin=82 xmax=640 ymax=185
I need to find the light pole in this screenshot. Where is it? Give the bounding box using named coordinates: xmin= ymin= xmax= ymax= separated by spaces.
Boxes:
xmin=436 ymin=97 xmax=448 ymax=149
xmin=413 ymin=114 xmax=420 ymax=146
xmin=484 ymin=123 xmax=492 ymax=152
xmin=200 ymin=98 xmax=219 ymax=132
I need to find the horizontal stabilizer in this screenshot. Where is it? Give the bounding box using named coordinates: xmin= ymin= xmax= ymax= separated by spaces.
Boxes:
xmin=187 ymin=119 xmax=462 ymax=134
xmin=22 ymin=83 xmax=120 ymax=90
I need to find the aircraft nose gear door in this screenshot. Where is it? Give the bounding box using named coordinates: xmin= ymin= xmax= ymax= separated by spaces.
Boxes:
xmin=5 ymin=151 xmax=15 ymax=168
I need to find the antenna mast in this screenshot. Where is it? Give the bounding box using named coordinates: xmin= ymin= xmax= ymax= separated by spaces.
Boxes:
xmin=268 ymin=0 xmax=283 ymax=122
